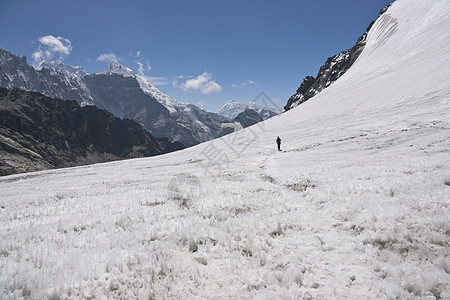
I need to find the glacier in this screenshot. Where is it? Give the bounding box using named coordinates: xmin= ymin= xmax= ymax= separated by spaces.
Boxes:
xmin=0 ymin=0 xmax=449 ymax=298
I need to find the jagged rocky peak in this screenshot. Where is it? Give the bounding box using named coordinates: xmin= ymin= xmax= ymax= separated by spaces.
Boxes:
xmin=0 ymin=48 xmax=25 ymax=65
xmin=107 ymin=59 xmax=135 ymax=77
xmin=217 ymin=99 xmax=249 ymax=120
xmin=0 ymin=48 xmax=94 ymax=106
xmin=284 ymin=3 xmax=393 ymax=111
xmin=35 ymin=61 xmax=88 ymax=78
xmin=218 ymin=99 xmax=281 ymax=121
xmin=0 ymin=87 xmax=184 ymax=176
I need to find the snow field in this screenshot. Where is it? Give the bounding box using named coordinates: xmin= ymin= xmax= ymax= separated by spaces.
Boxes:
xmin=1 ymin=0 xmax=450 ymax=298
xmin=1 ymin=101 xmax=448 ymax=298
xmin=264 ymin=118 xmax=450 ymax=298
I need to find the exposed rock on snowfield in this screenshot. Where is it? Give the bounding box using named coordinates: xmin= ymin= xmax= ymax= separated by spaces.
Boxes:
xmin=0 ymin=88 xmax=183 ymax=175
xmin=284 ymin=3 xmax=393 ymax=111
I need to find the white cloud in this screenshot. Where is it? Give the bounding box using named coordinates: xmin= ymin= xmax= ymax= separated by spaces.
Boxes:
xmin=137 ymin=62 xmax=144 ymax=75
xmin=32 ymin=35 xmax=72 ymax=65
xmin=97 ymin=53 xmax=119 ymax=62
xmin=137 ymin=60 xmax=151 ymax=76
xmin=179 ymin=72 xmax=222 ymax=94
xmin=232 ymin=80 xmax=258 ymax=88
xmin=134 ymin=51 xmax=153 ymax=80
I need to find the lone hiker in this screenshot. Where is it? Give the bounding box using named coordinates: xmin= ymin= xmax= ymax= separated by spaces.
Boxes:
xmin=276 ymin=136 xmax=281 ymax=151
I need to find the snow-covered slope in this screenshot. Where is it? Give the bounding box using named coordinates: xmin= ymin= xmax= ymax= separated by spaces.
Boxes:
xmin=1 ymin=0 xmax=450 ymax=299
xmin=284 ymin=3 xmax=391 ymax=111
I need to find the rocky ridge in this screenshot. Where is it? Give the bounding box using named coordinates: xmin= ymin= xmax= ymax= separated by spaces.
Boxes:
xmin=0 ymin=87 xmax=183 ymax=176
xmin=284 ymin=3 xmax=392 ymax=111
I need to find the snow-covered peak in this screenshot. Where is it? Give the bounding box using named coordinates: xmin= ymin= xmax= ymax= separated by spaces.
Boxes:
xmin=102 ymin=59 xmax=181 ymax=113
xmin=107 ymin=59 xmax=135 ymax=77
xmin=217 ymin=99 xmax=249 ymax=119
xmin=218 ymin=99 xmax=281 ymax=120
xmin=35 ymin=61 xmax=88 ymax=78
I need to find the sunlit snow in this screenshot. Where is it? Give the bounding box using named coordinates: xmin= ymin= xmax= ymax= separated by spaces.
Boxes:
xmin=1 ymin=0 xmax=449 ymax=298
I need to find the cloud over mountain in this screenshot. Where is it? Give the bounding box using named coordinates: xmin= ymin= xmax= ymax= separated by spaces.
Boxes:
xmin=179 ymin=72 xmax=222 ymax=94
xmin=97 ymin=53 xmax=119 ymax=62
xmin=32 ymin=35 xmax=72 ymax=65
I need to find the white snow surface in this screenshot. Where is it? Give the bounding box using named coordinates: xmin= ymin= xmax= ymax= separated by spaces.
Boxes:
xmin=1 ymin=0 xmax=450 ymax=299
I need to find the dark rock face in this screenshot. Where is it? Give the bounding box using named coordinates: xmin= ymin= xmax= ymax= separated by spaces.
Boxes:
xmin=0 ymin=49 xmax=93 ymax=106
xmin=284 ymin=3 xmax=392 ymax=111
xmin=0 ymin=88 xmax=183 ymax=176
xmin=84 ymin=73 xmax=224 ymax=146
xmin=234 ymin=108 xmax=264 ymax=128
xmin=83 ymin=73 xmax=182 ymax=141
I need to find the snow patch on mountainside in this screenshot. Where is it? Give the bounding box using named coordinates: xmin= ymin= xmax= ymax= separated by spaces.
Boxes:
xmin=135 ymin=75 xmax=181 ymax=115
xmin=35 ymin=61 xmax=88 ymax=78
xmin=104 ymin=59 xmax=183 ymax=115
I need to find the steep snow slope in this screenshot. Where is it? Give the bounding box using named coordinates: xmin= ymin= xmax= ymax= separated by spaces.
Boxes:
xmin=1 ymin=0 xmax=450 ymax=299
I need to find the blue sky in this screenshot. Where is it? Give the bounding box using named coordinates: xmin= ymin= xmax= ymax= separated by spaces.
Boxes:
xmin=0 ymin=0 xmax=392 ymax=112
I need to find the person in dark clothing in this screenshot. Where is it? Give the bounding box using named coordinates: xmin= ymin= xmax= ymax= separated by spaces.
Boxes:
xmin=276 ymin=136 xmax=281 ymax=151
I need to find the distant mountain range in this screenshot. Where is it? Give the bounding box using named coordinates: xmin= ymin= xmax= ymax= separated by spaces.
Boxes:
xmin=217 ymin=99 xmax=280 ymax=120
xmin=0 ymin=48 xmax=280 ymax=146
xmin=214 ymin=99 xmax=280 ymax=136
xmin=0 ymin=87 xmax=183 ymax=176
